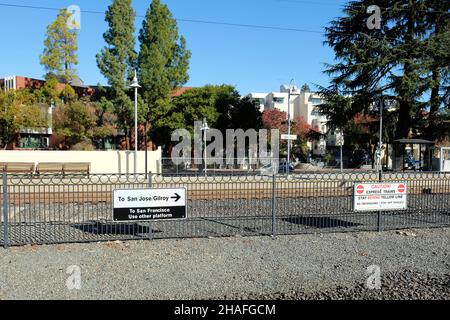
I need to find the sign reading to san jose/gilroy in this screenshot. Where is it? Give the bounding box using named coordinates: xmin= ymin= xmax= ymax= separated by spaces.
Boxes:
xmin=113 ymin=188 xmax=187 ymax=222
xmin=354 ymin=183 xmax=407 ymax=212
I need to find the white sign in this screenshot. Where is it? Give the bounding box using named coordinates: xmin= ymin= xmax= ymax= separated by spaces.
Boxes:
xmin=113 ymin=188 xmax=187 ymax=221
xmin=281 ymin=134 xmax=298 ymax=141
xmin=354 ymin=183 xmax=407 ymax=211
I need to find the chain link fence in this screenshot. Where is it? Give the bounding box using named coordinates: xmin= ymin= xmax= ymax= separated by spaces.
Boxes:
xmin=1 ymin=171 xmax=449 ymax=247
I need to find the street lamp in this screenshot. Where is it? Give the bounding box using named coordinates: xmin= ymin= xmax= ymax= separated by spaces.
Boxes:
xmin=129 ymin=70 xmax=141 ymax=175
xmin=336 ymin=129 xmax=344 ymax=173
xmin=200 ymin=118 xmax=209 ymax=177
xmin=378 ymin=96 xmax=386 ymax=177
xmin=286 ymin=79 xmax=296 ymax=175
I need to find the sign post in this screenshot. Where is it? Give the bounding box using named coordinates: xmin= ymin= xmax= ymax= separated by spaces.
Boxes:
xmin=113 ymin=188 xmax=187 ymax=222
xmin=354 ymin=182 xmax=407 ymax=212
xmin=336 ymin=131 xmax=344 ymax=172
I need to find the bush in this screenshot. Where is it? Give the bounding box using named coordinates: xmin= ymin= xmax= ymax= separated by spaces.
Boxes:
xmin=71 ymin=140 xmax=95 ymax=151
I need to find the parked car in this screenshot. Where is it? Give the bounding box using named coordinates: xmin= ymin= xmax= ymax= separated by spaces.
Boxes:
xmin=278 ymin=160 xmax=294 ymax=173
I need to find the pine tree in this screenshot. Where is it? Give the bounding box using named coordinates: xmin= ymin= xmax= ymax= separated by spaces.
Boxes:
xmin=96 ymin=0 xmax=139 ymax=149
xmin=423 ymin=0 xmax=450 ymax=141
xmin=138 ymin=0 xmax=191 ymax=148
xmin=40 ymin=9 xmax=78 ymax=84
xmin=323 ymin=0 xmax=449 ymax=141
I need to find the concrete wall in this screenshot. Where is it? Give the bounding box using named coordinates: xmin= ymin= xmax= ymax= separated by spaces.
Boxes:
xmin=0 ymin=148 xmax=162 ymax=174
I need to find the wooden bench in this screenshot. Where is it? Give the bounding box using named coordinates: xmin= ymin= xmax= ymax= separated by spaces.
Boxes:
xmin=36 ymin=162 xmax=90 ymax=176
xmin=0 ymin=162 xmax=35 ymax=174
xmin=63 ymin=163 xmax=90 ymax=176
xmin=36 ymin=163 xmax=64 ymax=175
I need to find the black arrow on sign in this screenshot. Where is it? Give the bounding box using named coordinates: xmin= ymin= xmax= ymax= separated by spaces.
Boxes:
xmin=171 ymin=193 xmax=181 ymax=202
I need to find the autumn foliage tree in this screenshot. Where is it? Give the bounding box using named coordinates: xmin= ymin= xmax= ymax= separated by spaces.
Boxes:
xmin=262 ymin=109 xmax=312 ymax=161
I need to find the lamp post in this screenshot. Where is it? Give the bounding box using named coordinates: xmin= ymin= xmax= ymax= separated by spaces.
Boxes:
xmin=378 ymin=96 xmax=386 ymax=178
xmin=336 ymin=129 xmax=344 ymax=173
xmin=201 ymin=118 xmax=209 ymax=177
xmin=286 ymin=79 xmax=296 ymax=175
xmin=129 ymin=70 xmax=141 ymax=175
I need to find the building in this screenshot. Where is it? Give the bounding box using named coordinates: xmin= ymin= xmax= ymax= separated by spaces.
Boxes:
xmin=246 ymin=85 xmax=335 ymax=157
xmin=0 ymin=75 xmax=96 ymax=98
xmin=1 ymin=74 xmax=194 ymax=150
xmin=246 ymin=93 xmax=267 ymax=113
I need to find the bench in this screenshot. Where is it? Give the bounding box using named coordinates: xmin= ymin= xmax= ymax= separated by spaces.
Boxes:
xmin=36 ymin=163 xmax=64 ymax=175
xmin=62 ymin=163 xmax=90 ymax=176
xmin=36 ymin=162 xmax=90 ymax=176
xmin=0 ymin=162 xmax=35 ymax=174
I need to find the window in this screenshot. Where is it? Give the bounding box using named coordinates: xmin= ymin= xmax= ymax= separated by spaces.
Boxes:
xmin=253 ymin=98 xmax=265 ymax=105
xmin=310 ymin=98 xmax=323 ymax=105
xmin=19 ymin=135 xmax=48 ymax=149
xmin=311 ymin=107 xmax=322 ymax=116
xmin=273 ymin=97 xmax=284 ymax=103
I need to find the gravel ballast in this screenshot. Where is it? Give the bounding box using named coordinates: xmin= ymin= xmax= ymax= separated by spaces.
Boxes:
xmin=0 ymin=227 xmax=449 ymax=300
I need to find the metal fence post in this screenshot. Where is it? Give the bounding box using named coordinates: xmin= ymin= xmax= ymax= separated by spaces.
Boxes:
xmin=271 ymin=174 xmax=277 ymax=238
xmin=377 ymin=171 xmax=382 ymax=232
xmin=2 ymin=173 xmax=9 ymax=248
xmin=148 ymin=172 xmax=153 ymax=240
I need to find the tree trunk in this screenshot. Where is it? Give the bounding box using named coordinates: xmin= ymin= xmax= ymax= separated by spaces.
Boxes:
xmin=394 ymin=7 xmax=416 ymax=141
xmin=395 ymin=98 xmax=412 ymax=140
xmin=427 ymin=67 xmax=441 ymax=141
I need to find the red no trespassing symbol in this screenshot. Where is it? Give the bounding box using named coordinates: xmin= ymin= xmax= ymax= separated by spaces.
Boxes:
xmin=356 ymin=185 xmax=365 ymax=194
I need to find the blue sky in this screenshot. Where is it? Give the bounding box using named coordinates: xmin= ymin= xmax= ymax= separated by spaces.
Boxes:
xmin=0 ymin=0 xmax=349 ymax=94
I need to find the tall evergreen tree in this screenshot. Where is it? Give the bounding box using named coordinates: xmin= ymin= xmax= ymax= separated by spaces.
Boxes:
xmin=138 ymin=0 xmax=191 ymax=148
xmin=423 ymin=0 xmax=450 ymax=140
xmin=323 ymin=0 xmax=449 ymax=141
xmin=40 ymin=9 xmax=78 ymax=84
xmin=96 ymin=0 xmax=139 ymax=149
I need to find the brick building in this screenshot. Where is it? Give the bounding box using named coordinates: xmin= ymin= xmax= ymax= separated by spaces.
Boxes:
xmin=0 ymin=75 xmax=96 ymax=97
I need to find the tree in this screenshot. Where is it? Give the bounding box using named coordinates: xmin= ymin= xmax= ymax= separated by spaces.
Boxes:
xmin=262 ymin=109 xmax=312 ymax=161
xmin=167 ymin=85 xmax=234 ymax=154
xmin=53 ymin=101 xmax=95 ymax=148
xmin=97 ymin=0 xmax=139 ymax=150
xmin=164 ymin=85 xmax=263 ymax=154
xmin=423 ymin=0 xmax=450 ymax=141
xmin=138 ymin=0 xmax=191 ymax=147
xmin=301 ymin=84 xmax=311 ymax=92
xmin=292 ymin=116 xmax=313 ymax=159
xmin=0 ymin=90 xmax=48 ymax=149
xmin=53 ymin=100 xmax=118 ymax=150
xmin=229 ymin=97 xmax=263 ymax=131
xmin=40 ymin=9 xmax=78 ymax=84
xmin=262 ymin=109 xmax=287 ymax=133
xmin=317 ymin=89 xmax=398 ymax=167
xmin=92 ymin=98 xmax=118 ymax=149
xmin=324 ymin=0 xmax=449 ymax=141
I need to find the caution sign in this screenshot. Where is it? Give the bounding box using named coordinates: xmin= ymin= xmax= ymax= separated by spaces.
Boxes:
xmin=354 ymin=183 xmax=407 ymax=212
xmin=113 ymin=188 xmax=187 ymax=222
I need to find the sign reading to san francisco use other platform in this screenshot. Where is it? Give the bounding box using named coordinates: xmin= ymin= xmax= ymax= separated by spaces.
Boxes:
xmin=354 ymin=183 xmax=407 ymax=212
xmin=113 ymin=188 xmax=187 ymax=222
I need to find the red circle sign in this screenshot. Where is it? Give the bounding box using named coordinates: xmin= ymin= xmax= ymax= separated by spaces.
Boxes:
xmin=398 ymin=184 xmax=406 ymax=193
xmin=356 ymin=185 xmax=364 ymax=194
